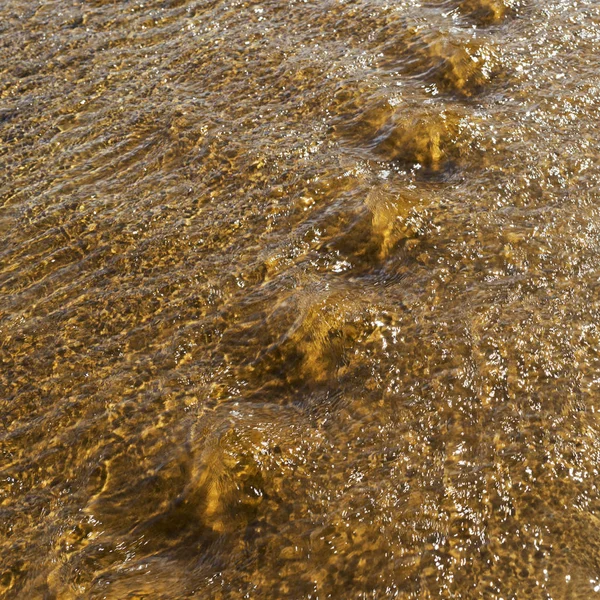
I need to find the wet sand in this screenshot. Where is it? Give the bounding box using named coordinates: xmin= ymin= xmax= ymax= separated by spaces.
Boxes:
xmin=2 ymin=0 xmax=600 ymax=597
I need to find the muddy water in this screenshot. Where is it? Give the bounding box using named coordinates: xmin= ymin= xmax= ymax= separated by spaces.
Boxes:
xmin=1 ymin=0 xmax=600 ymax=597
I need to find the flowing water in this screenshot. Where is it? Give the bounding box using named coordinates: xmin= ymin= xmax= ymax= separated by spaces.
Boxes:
xmin=2 ymin=0 xmax=600 ymax=597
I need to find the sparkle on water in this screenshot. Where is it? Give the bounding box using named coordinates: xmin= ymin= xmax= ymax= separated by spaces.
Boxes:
xmin=2 ymin=0 xmax=600 ymax=598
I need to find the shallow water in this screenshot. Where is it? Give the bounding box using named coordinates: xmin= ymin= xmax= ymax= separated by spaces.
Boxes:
xmin=2 ymin=0 xmax=600 ymax=597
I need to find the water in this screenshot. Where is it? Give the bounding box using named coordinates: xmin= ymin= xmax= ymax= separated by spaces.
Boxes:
xmin=2 ymin=0 xmax=600 ymax=597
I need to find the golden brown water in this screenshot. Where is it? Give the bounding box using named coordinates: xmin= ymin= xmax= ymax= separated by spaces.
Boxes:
xmin=2 ymin=0 xmax=600 ymax=597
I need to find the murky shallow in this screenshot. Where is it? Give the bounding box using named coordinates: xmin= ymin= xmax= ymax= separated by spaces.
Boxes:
xmin=2 ymin=0 xmax=600 ymax=597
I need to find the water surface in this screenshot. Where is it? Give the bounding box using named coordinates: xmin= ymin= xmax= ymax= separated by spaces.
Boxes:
xmin=2 ymin=0 xmax=600 ymax=597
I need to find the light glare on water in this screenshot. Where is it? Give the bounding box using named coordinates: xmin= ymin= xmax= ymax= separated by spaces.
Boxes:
xmin=1 ymin=0 xmax=600 ymax=598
